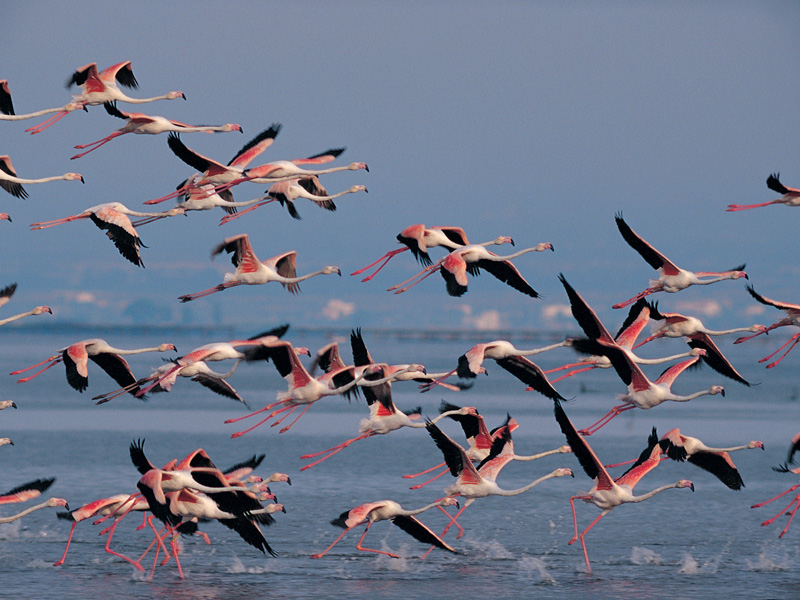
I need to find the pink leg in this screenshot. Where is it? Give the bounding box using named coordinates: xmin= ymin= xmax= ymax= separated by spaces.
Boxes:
xmin=758 ymin=493 xmax=800 ymax=530
xmin=355 ymin=522 xmax=400 ymax=558
xmin=612 ymin=287 xmax=658 ymax=310
xmin=778 ymin=495 xmax=800 ymax=538
xmin=300 ymin=433 xmax=374 ymax=468
xmin=389 ymin=264 xmax=443 ymax=294
xmin=403 ymin=461 xmax=447 ymax=479
xmin=231 ymin=404 xmax=298 ymax=438
xmin=145 ymin=186 xmax=191 ymax=205
xmin=418 ymin=368 xmax=458 ymax=393
xmin=435 ymin=503 xmax=464 ymax=538
xmin=219 ymin=200 xmax=275 ymax=225
xmin=726 ymin=201 xmax=775 ymax=211
xmin=277 ymin=403 xmax=315 ymax=433
xmin=25 ymin=110 xmax=70 ymax=134
xmin=53 ymin=521 xmax=78 ymax=566
xmin=409 ymin=468 xmax=449 ymax=490
xmin=177 ymin=283 xmax=231 ymax=303
xmin=736 ymin=324 xmax=779 ymax=344
xmin=549 ymin=365 xmax=596 ymax=384
xmin=311 ymin=526 xmax=354 ymax=559
xmin=70 ymin=131 xmax=125 ymax=159
xmin=578 ymin=404 xmax=633 ymax=436
xmin=350 ymin=247 xmax=409 ymax=281
xmin=225 ymin=399 xmax=288 ymax=424
xmin=762 ymin=333 xmax=800 ymax=368
xmin=421 ymin=501 xmax=466 ymax=559
xmin=752 ymin=483 xmax=800 ymax=509
xmin=576 ymin=512 xmax=606 ymax=573
xmin=102 ymin=518 xmax=145 ymax=571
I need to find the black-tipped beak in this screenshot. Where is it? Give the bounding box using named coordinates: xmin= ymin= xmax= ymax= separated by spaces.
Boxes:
xmin=689 ymin=483 xmax=695 ymax=492
xmin=364 ymin=188 xmax=369 ymax=193
xmin=64 ymin=502 xmax=70 ymax=510
xmin=80 ymin=176 xmax=85 ymax=184
xmin=11 ymin=402 xmax=17 ymax=409
xmin=720 ymin=389 xmax=726 ymax=397
xmin=550 ymin=244 xmax=555 ymax=251
xmin=82 ymin=105 xmax=88 ymax=112
xmin=182 ymin=94 xmax=187 ymax=101
xmin=510 ymin=238 xmax=515 ymax=246
xmin=286 ymin=477 xmax=292 ymax=486
xmin=365 ymin=165 xmax=370 ymax=172
xmin=744 ymin=273 xmax=749 ymax=280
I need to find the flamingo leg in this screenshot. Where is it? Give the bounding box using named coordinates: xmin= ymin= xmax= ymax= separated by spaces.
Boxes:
xmin=434 ymin=503 xmax=464 ymax=538
xmin=575 ymin=511 xmax=608 ymax=573
xmin=421 ymin=500 xmax=467 ymax=559
xmin=70 ymin=131 xmax=126 ymax=159
xmin=53 ymin=521 xmax=78 ymax=566
xmin=230 ymin=404 xmax=296 ymax=438
xmin=102 ymin=517 xmax=145 ymax=571
xmin=762 ymin=333 xmax=800 ymax=368
xmin=403 ymin=461 xmax=447 ymax=479
xmin=389 ymin=264 xmax=443 ymax=294
xmin=751 ymin=483 xmax=800 ymax=509
xmin=10 ymin=354 xmax=60 ymax=376
xmin=277 ymin=403 xmax=315 ymax=433
xmin=612 ymin=287 xmax=659 ymax=310
xmin=131 ymin=214 xmax=169 ymax=227
xmin=311 ymin=525 xmax=354 ymax=559
xmin=735 ymin=323 xmax=780 ymax=344
xmin=350 ymin=247 xmax=409 ymax=281
xmin=145 ymin=185 xmax=191 ymax=205
xmin=409 ymin=468 xmax=450 ymax=490
xmin=726 ymin=201 xmax=777 ymax=211
xmin=355 ymin=522 xmax=400 ymax=558
xmin=94 ymin=381 xmax=141 ymax=404
xmin=30 ymin=215 xmax=89 ymax=230
xmin=418 ymin=368 xmax=458 ymax=393
xmin=299 ymin=433 xmax=375 ymax=471
xmin=219 ymin=199 xmax=275 ymax=225
xmin=225 ymin=399 xmax=287 ymax=424
xmin=577 ymin=404 xmax=633 ymax=436
xmin=549 ymin=365 xmax=597 ymax=384
xmin=13 ymin=358 xmax=62 ymax=383
xmin=25 ymin=109 xmax=71 ymax=134
xmin=178 ymin=283 xmax=233 ymax=303
xmin=778 ymin=496 xmax=800 ymax=538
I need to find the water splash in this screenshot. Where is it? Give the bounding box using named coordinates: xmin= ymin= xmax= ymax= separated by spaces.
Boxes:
xmin=226 ymin=555 xmax=278 ymax=574
xmin=518 ymin=556 xmax=556 ymax=584
xmin=745 ymin=551 xmax=792 ymax=572
xmin=630 ymin=546 xmax=663 ymax=565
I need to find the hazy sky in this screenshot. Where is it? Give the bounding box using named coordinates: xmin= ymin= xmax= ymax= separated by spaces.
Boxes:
xmin=2 ymin=2 xmax=799 ymax=333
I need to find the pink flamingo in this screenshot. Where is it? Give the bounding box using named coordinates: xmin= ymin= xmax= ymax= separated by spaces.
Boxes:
xmin=734 ymin=285 xmax=800 ymax=368
xmin=0 ymin=497 xmax=69 ymax=524
xmin=0 ymin=154 xmax=83 ymax=199
xmin=11 ymin=338 xmax=176 ymax=394
xmin=751 ymin=432 xmax=800 ymax=538
xmin=635 ymin=305 xmax=766 ymax=347
xmin=0 ymin=478 xmax=55 ymax=505
xmin=389 ymin=241 xmax=553 ymax=297
xmin=727 ymin=173 xmax=800 ymax=211
xmin=219 ymin=177 xmax=368 ymax=224
xmin=571 ymin=338 xmax=724 ymax=436
xmin=612 ymin=213 xmax=747 ymax=309
xmin=177 ymin=233 xmax=340 ymax=302
xmin=70 ymin=101 xmax=242 ymax=159
xmin=0 ymin=78 xmax=87 ymax=122
xmin=553 ymin=399 xmax=694 ymax=573
xmin=30 ymin=202 xmax=186 ymax=267
xmin=25 ymin=61 xmax=185 ymax=134
xmin=311 ymin=497 xmax=460 ymax=559
xmin=0 ymin=282 xmax=52 ymax=326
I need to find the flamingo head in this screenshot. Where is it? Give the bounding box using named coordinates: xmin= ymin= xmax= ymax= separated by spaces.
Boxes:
xmin=460 ymin=406 xmax=480 ymax=417
xmin=749 ymin=441 xmax=765 ymax=450
xmin=554 ymin=468 xmax=574 ymax=478
xmin=559 ymin=445 xmax=573 ymax=454
xmin=350 ymin=185 xmax=368 ymax=193
xmin=322 ymin=266 xmax=341 ymax=276
xmin=33 ymin=306 xmax=52 ymax=315
xmin=223 ymin=124 xmax=243 ymax=133
xmin=267 ymin=503 xmax=286 ymax=514
xmin=66 ymin=173 xmax=84 ymax=183
xmin=0 ymin=213 xmax=10 ymax=222
xmin=677 ymin=479 xmax=695 ymax=491
xmin=732 ymin=269 xmax=748 ymax=280
xmin=47 ymin=498 xmax=70 ymax=509
xmin=158 ymin=343 xmax=178 ymax=352
xmin=348 ymin=162 xmax=368 ymax=172
xmin=294 ymin=346 xmax=311 ymax=357
xmin=492 ymin=235 xmax=514 ymax=247
xmin=268 ymin=472 xmax=292 ymax=486
xmin=439 ymin=497 xmax=459 ymax=509
xmin=0 ymin=437 xmax=13 ymax=446
xmin=750 ymin=324 xmax=768 ymax=334
xmin=535 ymin=242 xmax=555 ymax=252
xmin=710 ymin=385 xmax=725 ymax=397
xmin=168 ymin=91 xmax=186 ymax=100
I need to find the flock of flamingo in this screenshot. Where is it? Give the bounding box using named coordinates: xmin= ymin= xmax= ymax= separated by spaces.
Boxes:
xmin=1 ymin=61 xmax=799 ymax=577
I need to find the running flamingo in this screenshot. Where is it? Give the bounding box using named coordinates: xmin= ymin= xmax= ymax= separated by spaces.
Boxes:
xmin=30 ymin=202 xmax=186 ymax=267
xmin=727 ymin=173 xmax=800 ymax=211
xmin=311 ymin=497 xmax=460 ymax=559
xmin=70 ymin=101 xmax=242 ymax=159
xmin=177 ymin=234 xmax=340 ymax=302
xmin=553 ymin=399 xmax=694 ymax=573
xmin=734 ymin=285 xmax=800 ymax=368
xmin=0 ymin=155 xmax=83 ymax=199
xmin=751 ymin=432 xmax=800 ymax=537
xmin=11 ymin=338 xmax=176 ymax=394
xmin=612 ymin=213 xmax=747 ymax=309
xmin=25 ymin=61 xmax=185 ymax=134
xmin=389 ymin=241 xmax=553 ymax=297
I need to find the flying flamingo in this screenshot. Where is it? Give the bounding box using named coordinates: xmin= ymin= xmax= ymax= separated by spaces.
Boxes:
xmin=219 ymin=178 xmax=368 ymax=224
xmin=311 ymin=497 xmax=460 ymax=559
xmin=388 ymin=241 xmax=553 ymax=297
xmin=30 ymin=202 xmax=186 ymax=267
xmin=547 ymin=276 xmax=703 ymax=383
xmin=605 ymin=428 xmax=763 ymax=490
xmin=420 ymin=338 xmax=572 ymax=392
xmin=298 ymin=363 xmax=466 ymax=470
xmin=0 ymin=78 xmax=87 ymax=122
xmin=751 ymin=432 xmax=800 ymax=538
xmin=70 ymin=101 xmax=242 ymax=159
xmin=225 ymin=340 xmax=382 ymax=436
xmin=553 ymin=399 xmax=694 ymax=573
xmin=177 ymin=233 xmax=340 ymax=302
xmin=25 ymin=61 xmax=185 ymax=134
xmin=146 ymin=126 xmax=282 ymax=204
xmin=351 ymin=224 xmax=514 ymax=282
xmin=734 ymin=285 xmax=800 ymax=368
xmin=0 ymin=155 xmax=83 ymax=199
xmin=10 ymin=338 xmax=177 ymax=395
xmin=727 ymin=173 xmax=800 ymax=211
xmin=0 ymin=478 xmax=55 ymax=505
xmin=0 ymin=282 xmax=52 ymax=326
xmin=570 ymin=338 xmax=725 ymax=436
xmin=403 ymin=403 xmax=572 ymax=489
xmin=612 ymin=213 xmax=747 ymax=309
xmin=0 ymin=497 xmax=69 ymax=524
xmin=424 ymin=420 xmax=573 ymax=545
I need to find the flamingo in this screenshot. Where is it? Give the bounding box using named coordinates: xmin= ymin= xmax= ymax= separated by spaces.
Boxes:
xmin=146 ymin=126 xmax=282 ymax=204
xmin=0 ymin=478 xmax=55 ymax=505
xmin=0 ymin=78 xmax=87 ymax=122
xmin=11 ymin=338 xmax=177 ymax=395
xmin=404 ymin=404 xmax=572 ymax=489
xmin=0 ymin=401 xmax=16 ymax=410
xmin=177 ymin=233 xmax=340 ymax=302
xmin=424 ymin=420 xmax=573 ymax=544
xmin=420 ymin=338 xmax=572 ymax=392
xmin=553 ymin=399 xmax=694 ymax=573
xmin=0 ymin=438 xmax=12 ymax=447
xmin=389 ymin=241 xmax=553 ymax=297
xmin=751 ymin=432 xmax=800 ymax=538
xmin=25 ymin=61 xmax=185 ymax=134
xmin=311 ymin=497 xmax=460 ymax=559
xmin=0 ymin=155 xmax=83 ymax=199
xmin=30 ymin=202 xmax=186 ymax=267
xmin=734 ymin=285 xmax=800 ymax=368
xmin=0 ymin=282 xmax=52 ymax=326
xmin=727 ymin=173 xmax=800 ymax=211
xmin=612 ymin=213 xmax=747 ymax=309
xmin=570 ymin=338 xmax=725 ymax=436
xmin=225 ymin=340 xmax=382 ymax=436
xmin=299 ymin=363 xmax=467 ymax=470
xmin=219 ymin=178 xmax=368 ymax=224
xmin=0 ymin=497 xmax=69 ymax=524
xmin=70 ymin=101 xmax=242 ymax=159
xmin=547 ymin=276 xmax=704 ymax=383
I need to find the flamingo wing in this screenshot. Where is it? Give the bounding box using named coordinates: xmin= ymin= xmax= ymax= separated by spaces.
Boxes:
xmin=425 ymin=421 xmax=469 ymax=478
xmin=191 ymin=374 xmax=243 ymax=402
xmin=89 ymin=352 xmax=139 ymax=393
xmin=553 ymin=400 xmax=615 ymax=491
xmin=129 ymin=439 xmax=157 ymax=475
xmin=746 ymin=284 xmax=800 ymax=313
xmin=653 ymin=356 xmax=701 ymax=388
xmin=0 ymin=80 xmax=14 ymax=115
xmin=273 ymin=251 xmax=299 ymax=293
xmin=687 ymin=334 xmax=750 ymax=386
xmin=350 ymin=327 xmax=376 ymax=366
xmin=558 ymin=274 xmax=615 ymax=341
xmin=476 ymin=258 xmax=539 ymax=298
xmin=213 ymin=234 xmax=258 ymax=271
xmin=614 ymin=299 xmax=654 ymax=348
xmin=0 ymin=156 xmax=26 ymax=199
xmin=228 ymin=124 xmax=282 ymax=168
xmin=167 ymin=133 xmax=225 ymax=175
xmin=102 ymin=61 xmax=138 ymax=89
xmin=686 ymin=451 xmax=744 ymax=490
xmin=0 ymin=282 xmax=17 ymax=308
xmin=89 ymin=211 xmax=143 ymax=267
xmin=615 ymin=213 xmax=679 ymax=274
xmin=766 ymin=173 xmax=799 ymax=196
xmin=494 ymin=355 xmax=565 ymax=401
xmin=218 ymin=516 xmax=276 ymax=556
xmin=614 ymin=443 xmax=663 ymax=490
xmin=0 ymin=478 xmax=55 ymax=504
xmin=291 ymin=147 xmax=345 ymax=165
xmin=391 ymin=514 xmax=458 ymax=553
xmin=223 ymin=454 xmax=265 ymax=477
xmin=66 ymin=63 xmax=99 ymax=89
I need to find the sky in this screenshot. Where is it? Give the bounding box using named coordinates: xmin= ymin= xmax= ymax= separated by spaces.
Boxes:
xmin=1 ymin=2 xmax=799 ymax=334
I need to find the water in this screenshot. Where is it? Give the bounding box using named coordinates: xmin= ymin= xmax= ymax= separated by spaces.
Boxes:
xmin=1 ymin=326 xmax=799 ymax=599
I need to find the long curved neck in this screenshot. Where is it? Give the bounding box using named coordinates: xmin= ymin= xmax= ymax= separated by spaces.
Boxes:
xmin=514 ymin=446 xmax=568 ymax=462
xmin=112 ymin=346 xmax=168 ymax=356
xmin=117 ymin=92 xmax=177 ymax=104
xmin=519 ymin=340 xmax=571 ymax=356
xmin=632 ymin=349 xmax=693 ymax=364
xmin=630 ymin=482 xmax=682 ymax=503
xmin=397 ymin=499 xmax=451 ymax=517
xmin=0 ymin=106 xmax=63 ymax=120
xmin=704 ymin=326 xmax=758 ymax=335
xmin=0 ymin=500 xmax=53 ymax=523
xmin=3 ymin=174 xmax=69 ymax=184
xmin=668 ymin=388 xmax=716 ymax=403
xmin=0 ymin=310 xmax=38 ymax=326
xmin=496 ymin=470 xmax=560 ymax=496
